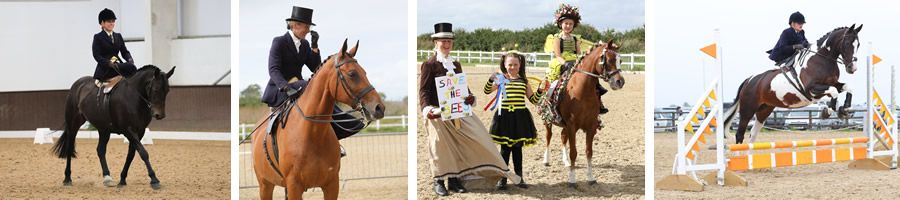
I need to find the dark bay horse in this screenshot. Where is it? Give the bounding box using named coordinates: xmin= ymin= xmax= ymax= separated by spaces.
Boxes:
xmin=724 ymin=24 xmax=863 ymax=146
xmin=251 ymin=39 xmax=385 ymax=200
xmin=540 ymin=39 xmax=626 ymax=188
xmin=52 ymin=65 xmax=175 ymax=189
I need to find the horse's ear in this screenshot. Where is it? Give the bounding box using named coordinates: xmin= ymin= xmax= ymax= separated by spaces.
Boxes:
xmin=339 ymin=38 xmax=348 ymax=59
xmin=166 ymin=66 xmax=176 ymax=79
xmin=617 ymin=41 xmax=624 ymax=49
xmin=348 ymin=40 xmax=359 ymax=57
xmin=849 ymin=24 xmax=856 ymax=33
xmin=855 ymin=24 xmax=863 ymax=33
xmin=607 ymin=38 xmax=614 ymax=46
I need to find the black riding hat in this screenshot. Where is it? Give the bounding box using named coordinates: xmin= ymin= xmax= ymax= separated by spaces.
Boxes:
xmin=431 ymin=22 xmax=454 ymax=39
xmin=98 ymin=8 xmax=116 ymax=24
xmin=286 ymin=6 xmax=315 ymax=26
xmin=789 ymin=11 xmax=805 ymax=25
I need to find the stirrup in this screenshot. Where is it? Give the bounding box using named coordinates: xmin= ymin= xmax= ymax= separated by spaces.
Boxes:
xmin=340 ymin=145 xmax=346 ymax=157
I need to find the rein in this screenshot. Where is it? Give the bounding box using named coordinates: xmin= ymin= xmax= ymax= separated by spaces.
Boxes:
xmin=113 ymin=66 xmax=154 ymax=108
xmin=574 ymin=47 xmax=621 ymax=81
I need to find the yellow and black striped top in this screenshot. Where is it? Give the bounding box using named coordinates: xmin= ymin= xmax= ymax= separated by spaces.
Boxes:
xmin=484 ymin=78 xmax=542 ymax=111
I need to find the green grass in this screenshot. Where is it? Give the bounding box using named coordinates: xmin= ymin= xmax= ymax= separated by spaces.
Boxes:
xmin=416 ymin=52 xmax=645 ymax=71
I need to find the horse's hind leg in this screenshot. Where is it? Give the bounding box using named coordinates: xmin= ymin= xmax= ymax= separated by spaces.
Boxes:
xmin=96 ymin=131 xmax=114 ymax=187
xmin=585 ymin=128 xmax=597 ymax=185
xmin=124 ymin=129 xmax=161 ymax=189
xmin=61 ymin=107 xmax=85 ymax=186
xmin=258 ymin=180 xmax=275 ymax=200
xmin=560 ymin=129 xmax=571 ymax=167
xmin=542 ymin=123 xmax=552 ymax=166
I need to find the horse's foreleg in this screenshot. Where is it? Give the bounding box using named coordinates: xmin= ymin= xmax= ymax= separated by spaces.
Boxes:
xmin=96 ymin=131 xmax=114 ymax=187
xmin=124 ymin=129 xmax=161 ymax=189
xmin=117 ymin=141 xmax=137 ymax=188
xmin=542 ymin=123 xmax=552 ymax=166
xmin=258 ymin=181 xmax=275 ymax=200
xmin=322 ymin=178 xmax=340 ymax=200
xmin=560 ymin=130 xmax=571 ymax=167
xmin=838 ymin=83 xmax=853 ymax=118
xmin=585 ymin=129 xmax=597 ymax=185
xmin=285 ymin=179 xmax=306 ymax=200
xmin=565 ymin=128 xmax=578 ymax=189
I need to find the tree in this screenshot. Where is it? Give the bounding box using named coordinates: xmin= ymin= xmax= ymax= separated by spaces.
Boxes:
xmin=240 ymin=84 xmax=265 ymax=107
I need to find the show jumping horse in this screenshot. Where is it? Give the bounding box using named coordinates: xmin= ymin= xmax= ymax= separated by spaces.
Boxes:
xmin=251 ymin=39 xmax=385 ymax=200
xmin=724 ymin=24 xmax=863 ymax=146
xmin=540 ymin=39 xmax=626 ymax=188
xmin=53 ymin=65 xmax=175 ymax=189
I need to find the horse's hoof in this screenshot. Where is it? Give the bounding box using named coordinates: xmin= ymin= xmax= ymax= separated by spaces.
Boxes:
xmin=543 ymin=163 xmax=550 ymax=167
xmin=588 ymin=180 xmax=597 ymax=185
xmin=62 ymin=180 xmax=73 ymax=186
xmin=150 ymin=183 xmax=162 ymax=190
xmin=103 ymin=176 xmax=115 ymax=187
xmin=567 ymin=183 xmax=577 ymax=189
xmin=117 ymin=182 xmax=127 ymax=188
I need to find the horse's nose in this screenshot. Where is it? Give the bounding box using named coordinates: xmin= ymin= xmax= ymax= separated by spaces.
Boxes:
xmin=154 ymin=114 xmax=165 ymax=120
xmin=374 ymin=104 xmax=385 ymax=119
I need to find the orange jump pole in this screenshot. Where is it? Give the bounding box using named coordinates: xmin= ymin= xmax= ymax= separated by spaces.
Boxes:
xmin=727 ymin=137 xmax=869 ymax=151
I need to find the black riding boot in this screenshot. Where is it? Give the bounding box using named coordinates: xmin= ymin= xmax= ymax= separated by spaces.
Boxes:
xmin=433 ymin=178 xmax=448 ymax=196
xmin=447 ymin=177 xmax=466 ymax=193
xmin=596 ymin=83 xmax=609 ymax=114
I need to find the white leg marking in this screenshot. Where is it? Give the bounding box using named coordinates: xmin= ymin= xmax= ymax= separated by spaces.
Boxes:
xmin=562 ymin=146 xmax=571 ymax=167
xmin=586 ymin=158 xmax=596 ymax=182
xmin=747 ymin=120 xmax=765 ymax=155
xmin=826 ymin=86 xmax=839 ymax=98
xmin=569 ymin=169 xmax=576 ymax=183
xmin=103 ymin=175 xmax=114 ymax=187
xmin=842 ymin=84 xmax=853 ymax=94
xmin=542 ymin=148 xmax=549 ymax=165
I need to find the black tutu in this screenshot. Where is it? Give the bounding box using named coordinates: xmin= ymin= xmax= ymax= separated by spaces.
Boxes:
xmin=489 ymin=108 xmax=538 ymax=147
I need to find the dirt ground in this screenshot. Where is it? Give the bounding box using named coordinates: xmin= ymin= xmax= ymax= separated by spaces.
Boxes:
xmin=655 ymin=130 xmax=900 ymax=199
xmin=0 ymin=138 xmax=230 ymax=199
xmin=238 ymin=134 xmax=408 ymax=199
xmin=416 ymin=66 xmax=645 ymax=199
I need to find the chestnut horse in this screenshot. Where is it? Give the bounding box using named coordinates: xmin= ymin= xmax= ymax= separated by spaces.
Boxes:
xmin=724 ymin=24 xmax=862 ymax=146
xmin=540 ymin=39 xmax=626 ymax=188
xmin=251 ymin=40 xmax=385 ymax=200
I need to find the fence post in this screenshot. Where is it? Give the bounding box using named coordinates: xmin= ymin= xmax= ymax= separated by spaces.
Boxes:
xmin=630 ymin=54 xmax=635 ymax=70
xmin=402 ymin=115 xmax=407 ymax=128
xmin=376 ymin=120 xmax=381 ymax=130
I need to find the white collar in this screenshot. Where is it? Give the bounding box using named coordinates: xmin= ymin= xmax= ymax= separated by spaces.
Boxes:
xmin=105 ymin=30 xmax=113 ymax=36
xmin=435 ymin=51 xmax=457 ymax=73
xmin=289 ymin=31 xmax=302 ymax=52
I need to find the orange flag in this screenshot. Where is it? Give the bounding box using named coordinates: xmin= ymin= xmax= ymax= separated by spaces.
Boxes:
xmin=873 ymin=54 xmax=882 ymax=65
xmin=708 ymin=90 xmax=717 ymax=100
xmin=700 ymin=43 xmax=717 ymax=59
xmin=698 ymin=133 xmax=707 ymax=144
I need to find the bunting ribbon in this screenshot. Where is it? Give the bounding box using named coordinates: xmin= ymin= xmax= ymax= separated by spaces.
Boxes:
xmin=484 ymin=74 xmax=509 ymax=115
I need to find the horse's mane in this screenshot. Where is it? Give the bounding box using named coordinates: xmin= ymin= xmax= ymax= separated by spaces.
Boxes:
xmin=136 ymin=65 xmax=161 ymax=73
xmin=816 ymin=27 xmax=849 ymax=49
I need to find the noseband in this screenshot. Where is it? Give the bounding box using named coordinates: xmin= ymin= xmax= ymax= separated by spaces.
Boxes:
xmin=292 ymin=53 xmax=376 ymax=132
xmin=574 ymin=46 xmax=622 ymax=81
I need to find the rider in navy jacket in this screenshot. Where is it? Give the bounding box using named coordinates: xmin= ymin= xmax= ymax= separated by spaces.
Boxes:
xmin=93 ymin=8 xmax=136 ymax=80
xmin=769 ymin=12 xmax=810 ymax=65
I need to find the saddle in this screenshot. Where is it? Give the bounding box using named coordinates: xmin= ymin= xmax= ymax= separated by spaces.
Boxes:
xmin=777 ymin=50 xmax=814 ymax=101
xmin=539 ymin=62 xmax=578 ymax=126
xmin=94 ymin=75 xmax=124 ymax=113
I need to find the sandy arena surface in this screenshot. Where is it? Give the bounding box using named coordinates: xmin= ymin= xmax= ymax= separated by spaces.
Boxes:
xmin=655 ymin=130 xmax=900 ymax=199
xmin=0 ymin=138 xmax=230 ymax=199
xmin=416 ymin=66 xmax=645 ymax=199
xmin=238 ymin=134 xmax=408 ymax=199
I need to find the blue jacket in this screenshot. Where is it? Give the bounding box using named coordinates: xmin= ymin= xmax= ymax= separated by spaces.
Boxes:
xmin=769 ymin=27 xmax=808 ymax=62
xmin=92 ymin=30 xmax=133 ymax=79
xmin=260 ymin=32 xmax=322 ymax=107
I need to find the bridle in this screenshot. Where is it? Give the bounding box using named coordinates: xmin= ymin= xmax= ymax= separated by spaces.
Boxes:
xmin=113 ymin=66 xmax=155 ymax=108
xmin=293 ymin=53 xmax=376 ymax=132
xmin=808 ymin=28 xmax=859 ymax=66
xmin=574 ymin=44 xmax=621 ymax=82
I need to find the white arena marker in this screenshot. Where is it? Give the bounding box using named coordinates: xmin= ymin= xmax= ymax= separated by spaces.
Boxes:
xmin=33 ymin=128 xmax=53 ymax=144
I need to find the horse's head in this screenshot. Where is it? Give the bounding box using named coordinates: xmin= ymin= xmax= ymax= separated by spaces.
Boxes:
xmin=145 ymin=66 xmax=174 ymax=120
xmin=586 ymin=38 xmax=625 ymax=90
xmin=818 ymin=24 xmax=862 ymax=74
xmin=324 ymin=39 xmax=385 ymax=121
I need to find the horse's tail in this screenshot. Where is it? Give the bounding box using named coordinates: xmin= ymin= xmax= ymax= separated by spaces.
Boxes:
xmin=52 ymin=81 xmax=84 ymax=159
xmin=723 ymin=77 xmax=750 ymax=131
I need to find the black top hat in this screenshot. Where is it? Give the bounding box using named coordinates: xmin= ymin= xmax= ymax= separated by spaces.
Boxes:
xmin=286 ymin=6 xmax=315 ymax=26
xmin=98 ymin=8 xmax=117 ymax=24
xmin=431 ymin=23 xmax=454 ymax=39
